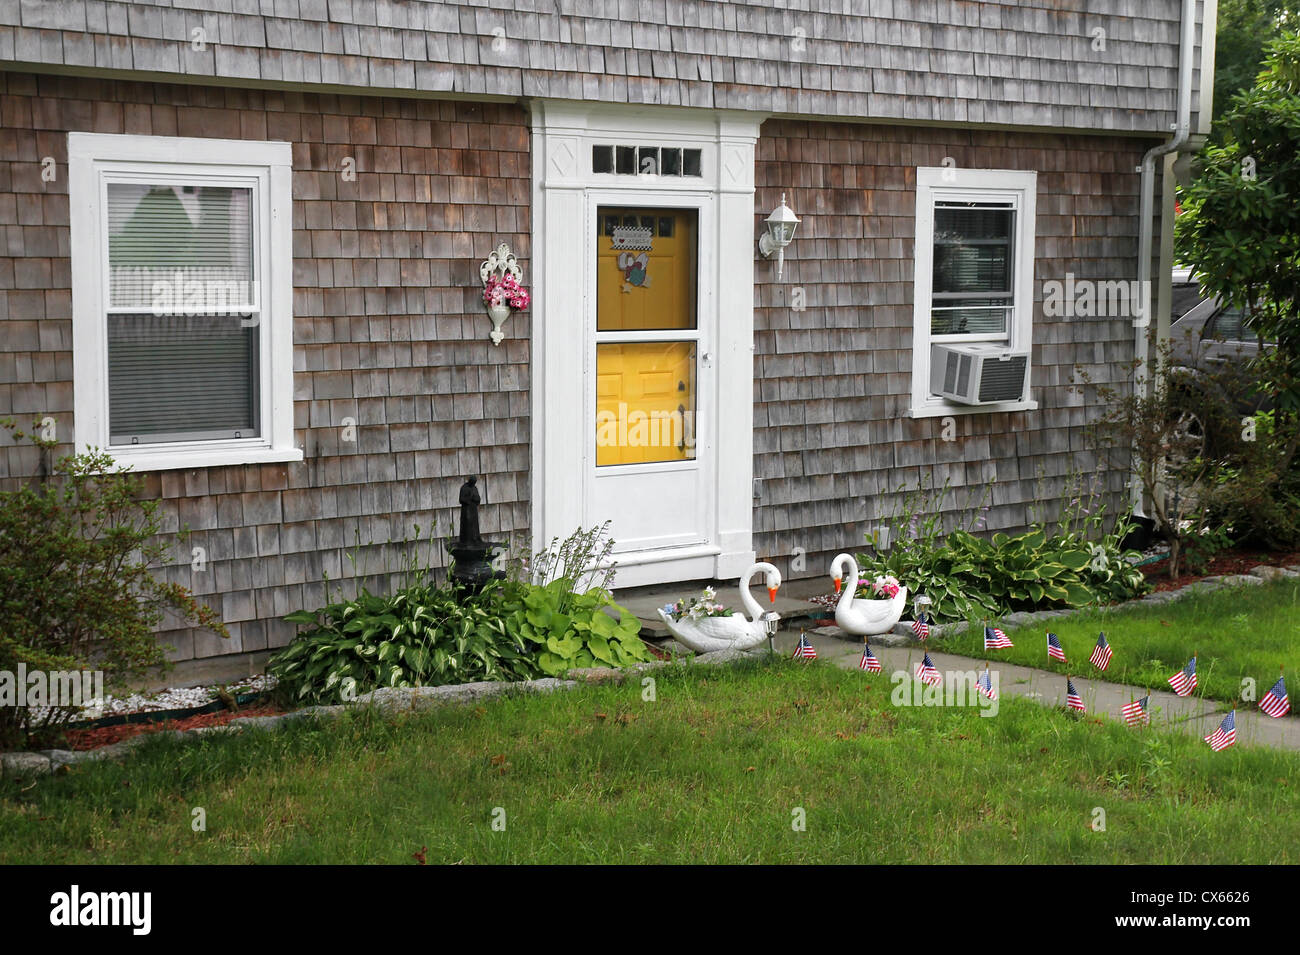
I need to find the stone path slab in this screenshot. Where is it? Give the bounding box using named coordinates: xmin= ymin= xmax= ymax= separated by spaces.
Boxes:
xmin=770 ymin=627 xmax=1300 ymax=753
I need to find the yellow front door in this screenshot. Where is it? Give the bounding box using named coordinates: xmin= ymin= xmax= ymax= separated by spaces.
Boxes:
xmin=595 ymin=208 xmax=698 ymax=466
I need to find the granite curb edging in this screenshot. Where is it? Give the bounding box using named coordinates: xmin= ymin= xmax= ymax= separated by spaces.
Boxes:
xmin=0 ymin=650 xmax=766 ymax=779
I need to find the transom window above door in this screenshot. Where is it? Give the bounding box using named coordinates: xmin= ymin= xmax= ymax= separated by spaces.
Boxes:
xmin=591 ymin=145 xmax=703 ymax=178
xmin=594 ymin=206 xmax=700 ymax=466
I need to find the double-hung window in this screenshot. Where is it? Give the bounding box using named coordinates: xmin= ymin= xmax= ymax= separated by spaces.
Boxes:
xmin=909 ymin=167 xmax=1038 ymax=417
xmin=69 ymin=133 xmax=299 ymax=470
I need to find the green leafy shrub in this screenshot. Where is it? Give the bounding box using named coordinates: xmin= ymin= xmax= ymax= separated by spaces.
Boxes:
xmin=854 ymin=480 xmax=1150 ymax=622
xmin=268 ymin=582 xmax=542 ymax=704
xmin=503 ymin=578 xmax=651 ymax=676
xmin=1203 ymin=408 xmax=1300 ymax=550
xmin=0 ymin=421 xmax=227 ymax=749
xmin=269 ymin=522 xmax=652 ymax=704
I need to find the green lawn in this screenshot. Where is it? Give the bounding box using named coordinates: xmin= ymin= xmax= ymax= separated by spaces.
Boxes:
xmin=940 ymin=578 xmax=1300 ymax=707
xmin=3 ymin=659 xmax=1298 ymax=864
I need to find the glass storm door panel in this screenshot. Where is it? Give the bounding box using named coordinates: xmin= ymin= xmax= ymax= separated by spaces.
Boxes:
xmin=590 ymin=206 xmax=708 ymax=553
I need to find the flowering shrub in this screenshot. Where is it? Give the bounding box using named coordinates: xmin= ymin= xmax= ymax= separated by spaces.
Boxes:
xmin=483 ymin=272 xmax=530 ymax=311
xmin=663 ymin=586 xmax=734 ymax=622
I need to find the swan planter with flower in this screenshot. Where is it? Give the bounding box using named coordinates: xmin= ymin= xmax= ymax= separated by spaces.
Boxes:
xmin=656 ymin=562 xmax=782 ymax=654
xmin=829 ymin=553 xmax=908 ymax=636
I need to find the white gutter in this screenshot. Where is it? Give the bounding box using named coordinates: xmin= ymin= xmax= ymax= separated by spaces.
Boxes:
xmin=1132 ymin=0 xmax=1199 ymax=516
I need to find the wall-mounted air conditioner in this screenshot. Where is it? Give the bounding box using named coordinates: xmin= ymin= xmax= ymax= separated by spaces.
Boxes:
xmin=930 ymin=343 xmax=1030 ymax=405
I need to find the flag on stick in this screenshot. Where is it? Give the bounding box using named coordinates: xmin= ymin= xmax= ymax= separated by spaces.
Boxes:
xmin=1047 ymin=632 xmax=1067 ymax=663
xmin=1066 ymin=678 xmax=1086 ymax=713
xmin=915 ymin=653 xmax=942 ymax=687
xmin=984 ymin=626 xmax=1013 ymax=649
xmin=792 ymin=632 xmax=817 ymax=660
xmin=1205 ymin=710 xmax=1237 ymax=751
xmin=912 ymin=613 xmax=930 ymax=640
xmin=1089 ymin=632 xmax=1112 ymax=670
xmin=859 ymin=644 xmax=881 ymax=673
xmin=1260 ymin=673 xmax=1290 ymax=718
xmin=1169 ymin=655 xmax=1198 ymax=697
xmin=1122 ymin=695 xmax=1150 ymax=726
xmin=976 ymin=665 xmax=997 ymax=701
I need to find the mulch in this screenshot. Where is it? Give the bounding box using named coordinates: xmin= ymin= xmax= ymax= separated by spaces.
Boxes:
xmin=61 ymin=701 xmax=288 ymax=751
xmin=1139 ymin=549 xmax=1300 ymax=593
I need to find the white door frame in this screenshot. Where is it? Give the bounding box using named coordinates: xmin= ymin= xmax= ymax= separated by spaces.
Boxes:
xmin=529 ymin=100 xmax=761 ymax=587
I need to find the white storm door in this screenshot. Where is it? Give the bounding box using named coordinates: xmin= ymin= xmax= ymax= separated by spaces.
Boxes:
xmin=586 ymin=196 xmax=713 ymax=555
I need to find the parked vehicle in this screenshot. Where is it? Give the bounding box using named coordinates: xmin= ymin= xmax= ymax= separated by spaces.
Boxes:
xmin=1166 ymin=269 xmax=1275 ymax=458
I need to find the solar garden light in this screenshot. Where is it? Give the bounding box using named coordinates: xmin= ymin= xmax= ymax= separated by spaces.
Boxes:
xmin=912 ymin=593 xmax=932 ymax=619
xmin=757 ymin=193 xmax=800 ymax=280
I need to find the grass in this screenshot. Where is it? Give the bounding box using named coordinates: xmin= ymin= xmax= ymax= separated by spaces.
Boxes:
xmin=940 ymin=578 xmax=1300 ymax=707
xmin=3 ymin=658 xmax=1298 ymax=864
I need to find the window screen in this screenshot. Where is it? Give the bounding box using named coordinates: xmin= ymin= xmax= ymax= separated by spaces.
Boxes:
xmin=105 ymin=181 xmax=259 ymax=444
xmin=931 ymin=202 xmax=1015 ymax=336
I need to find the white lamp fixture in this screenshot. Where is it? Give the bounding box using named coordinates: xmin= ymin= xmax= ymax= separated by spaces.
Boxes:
xmin=757 ymin=193 xmax=800 ymax=280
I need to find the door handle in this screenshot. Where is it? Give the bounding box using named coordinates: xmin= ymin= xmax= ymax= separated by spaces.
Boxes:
xmin=678 ymin=404 xmax=687 ymax=451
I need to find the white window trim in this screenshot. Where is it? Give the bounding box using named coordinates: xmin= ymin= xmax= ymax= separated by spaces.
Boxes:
xmin=909 ymin=167 xmax=1039 ymax=418
xmin=68 ymin=132 xmax=300 ymax=471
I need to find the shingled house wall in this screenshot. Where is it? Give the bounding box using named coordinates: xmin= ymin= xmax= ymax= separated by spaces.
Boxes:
xmin=752 ymin=119 xmax=1147 ymax=581
xmin=0 ymin=71 xmax=532 ymax=666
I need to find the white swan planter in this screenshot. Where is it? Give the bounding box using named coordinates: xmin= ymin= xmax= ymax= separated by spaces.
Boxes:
xmin=829 ymin=553 xmax=908 ymax=637
xmin=656 ymin=562 xmax=782 ymax=654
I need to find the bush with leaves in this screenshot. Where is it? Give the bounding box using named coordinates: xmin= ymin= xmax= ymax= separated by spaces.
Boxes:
xmin=0 ymin=421 xmax=227 ymax=749
xmin=268 ymin=582 xmax=543 ymax=704
xmin=853 ymin=480 xmax=1150 ymax=622
xmin=269 ymin=522 xmax=652 ymax=704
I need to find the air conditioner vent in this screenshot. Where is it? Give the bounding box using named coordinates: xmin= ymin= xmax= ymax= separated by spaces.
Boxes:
xmin=929 ymin=343 xmax=1030 ymax=405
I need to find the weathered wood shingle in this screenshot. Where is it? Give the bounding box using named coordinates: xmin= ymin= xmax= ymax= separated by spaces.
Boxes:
xmin=2 ymin=0 xmax=1205 ymax=134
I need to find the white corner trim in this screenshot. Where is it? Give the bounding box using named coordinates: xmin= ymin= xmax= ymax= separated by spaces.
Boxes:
xmin=910 ymin=166 xmax=1038 ymax=419
xmin=68 ymin=133 xmax=296 ymax=472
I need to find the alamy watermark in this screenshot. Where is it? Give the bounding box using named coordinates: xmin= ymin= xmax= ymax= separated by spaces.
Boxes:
xmin=890 ymin=668 xmax=999 ymax=717
xmin=0 ymin=664 xmax=105 ymax=715
xmin=1042 ymin=274 xmax=1150 ymax=326
xmin=595 ymin=402 xmax=694 ymax=451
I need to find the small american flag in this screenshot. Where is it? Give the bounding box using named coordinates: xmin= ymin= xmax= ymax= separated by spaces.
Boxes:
xmin=915 ymin=653 xmax=942 ymax=687
xmin=984 ymin=626 xmax=1013 ymax=649
xmin=1122 ymin=696 xmax=1150 ymax=726
xmin=1066 ymin=678 xmax=1086 ymax=713
xmin=1089 ymin=632 xmax=1112 ymax=670
xmin=859 ymin=644 xmax=881 ymax=673
xmin=912 ymin=613 xmax=930 ymax=640
xmin=1046 ymin=632 xmax=1066 ymax=663
xmin=1260 ymin=676 xmax=1290 ymax=718
xmin=1204 ymin=710 xmax=1236 ymax=751
xmin=1168 ymin=656 xmax=1198 ymax=697
xmin=792 ymin=632 xmax=817 ymax=660
xmin=976 ymin=667 xmax=997 ymax=701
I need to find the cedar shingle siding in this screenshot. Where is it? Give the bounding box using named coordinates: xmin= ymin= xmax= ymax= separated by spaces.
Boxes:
xmin=753 ymin=119 xmax=1143 ymax=580
xmin=0 ymin=72 xmax=531 ymax=662
xmin=0 ymin=0 xmax=1203 ymax=665
xmin=2 ymin=0 xmax=1202 ymax=133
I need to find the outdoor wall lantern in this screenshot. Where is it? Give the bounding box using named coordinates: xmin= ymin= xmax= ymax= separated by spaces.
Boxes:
xmin=480 ymin=243 xmax=530 ymax=346
xmin=757 ymin=193 xmax=800 ymax=280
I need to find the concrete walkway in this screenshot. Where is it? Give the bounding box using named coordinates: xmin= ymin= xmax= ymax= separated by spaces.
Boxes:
xmin=769 ymin=626 xmax=1300 ymax=753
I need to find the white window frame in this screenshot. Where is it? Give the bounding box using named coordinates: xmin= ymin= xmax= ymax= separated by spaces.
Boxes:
xmin=909 ymin=167 xmax=1039 ymax=418
xmin=68 ymin=133 xmax=300 ymax=471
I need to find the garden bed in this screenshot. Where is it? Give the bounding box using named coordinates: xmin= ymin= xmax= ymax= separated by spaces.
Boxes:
xmin=63 ymin=701 xmax=289 ymax=751
xmin=1139 ymin=548 xmax=1300 ymax=592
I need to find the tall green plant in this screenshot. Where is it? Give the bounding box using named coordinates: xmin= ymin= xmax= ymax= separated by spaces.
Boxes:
xmin=0 ymin=421 xmax=227 ymax=748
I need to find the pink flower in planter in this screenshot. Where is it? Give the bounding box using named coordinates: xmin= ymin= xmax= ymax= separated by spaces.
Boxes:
xmin=484 ymin=273 xmax=530 ymax=311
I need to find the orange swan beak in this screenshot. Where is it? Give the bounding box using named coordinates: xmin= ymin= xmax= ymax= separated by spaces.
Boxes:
xmin=833 ymin=576 xmax=842 ymax=594
xmin=768 ymin=586 xmax=779 ymax=604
